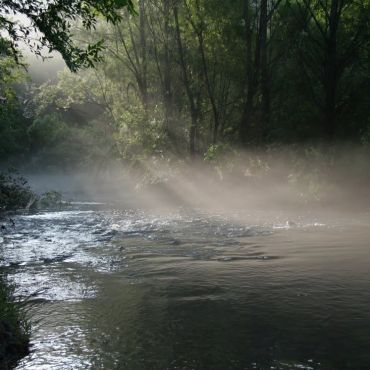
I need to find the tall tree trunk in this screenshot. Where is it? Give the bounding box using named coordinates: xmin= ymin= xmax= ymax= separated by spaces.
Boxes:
xmin=174 ymin=4 xmax=198 ymax=157
xmin=163 ymin=0 xmax=174 ymax=141
xmin=323 ymin=0 xmax=339 ymax=139
xmin=139 ymin=0 xmax=148 ymax=111
xmin=240 ymin=0 xmax=254 ymax=144
xmin=260 ymin=0 xmax=270 ymax=136
xmin=298 ymin=0 xmax=347 ymax=140
xmin=198 ymin=29 xmax=220 ymax=144
xmin=187 ymin=0 xmax=220 ymax=145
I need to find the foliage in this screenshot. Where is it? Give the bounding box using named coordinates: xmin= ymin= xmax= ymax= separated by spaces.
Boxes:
xmin=0 ymin=169 xmax=68 ymax=212
xmin=204 ymin=144 xmax=233 ymax=163
xmin=0 ymin=274 xmax=30 ymax=370
xmin=0 ymin=0 xmax=135 ymax=71
xmin=30 ymin=0 xmax=370 ymax=160
xmin=28 ymin=113 xmax=68 ymax=147
xmin=3 ymin=0 xmax=370 ymax=170
xmin=26 ymin=114 xmax=116 ymax=169
xmin=0 ymin=55 xmax=31 ymax=161
xmin=38 ymin=191 xmax=62 ymax=209
xmin=0 ymin=170 xmax=35 ymax=211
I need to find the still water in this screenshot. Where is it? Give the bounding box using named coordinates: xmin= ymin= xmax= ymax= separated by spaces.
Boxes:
xmin=1 ymin=204 xmax=370 ymax=369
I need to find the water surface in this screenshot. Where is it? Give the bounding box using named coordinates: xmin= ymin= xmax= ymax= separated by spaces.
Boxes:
xmin=1 ymin=204 xmax=370 ymax=369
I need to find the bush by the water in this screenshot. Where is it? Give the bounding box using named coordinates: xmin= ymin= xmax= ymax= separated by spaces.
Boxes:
xmin=0 ymin=170 xmax=66 ymax=212
xmin=38 ymin=191 xmax=63 ymax=209
xmin=0 ymin=275 xmax=30 ymax=369
xmin=0 ymin=170 xmax=35 ymax=212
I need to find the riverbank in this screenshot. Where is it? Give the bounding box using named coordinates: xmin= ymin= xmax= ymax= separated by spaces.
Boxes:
xmin=0 ymin=275 xmax=30 ymax=369
xmin=0 ymin=171 xmax=33 ymax=369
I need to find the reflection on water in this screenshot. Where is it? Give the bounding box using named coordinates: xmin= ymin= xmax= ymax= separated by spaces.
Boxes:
xmin=1 ymin=205 xmax=370 ymax=369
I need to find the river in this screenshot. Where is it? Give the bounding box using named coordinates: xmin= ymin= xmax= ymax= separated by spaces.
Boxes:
xmin=1 ymin=201 xmax=370 ymax=369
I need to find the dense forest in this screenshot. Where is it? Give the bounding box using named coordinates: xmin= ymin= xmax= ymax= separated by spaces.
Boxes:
xmin=1 ymin=0 xmax=370 ymax=171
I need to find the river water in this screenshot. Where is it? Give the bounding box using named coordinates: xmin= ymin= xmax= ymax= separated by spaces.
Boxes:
xmin=1 ymin=203 xmax=370 ymax=370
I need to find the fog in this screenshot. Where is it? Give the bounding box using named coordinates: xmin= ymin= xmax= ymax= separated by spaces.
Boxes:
xmin=23 ymin=145 xmax=370 ymax=229
xmin=25 ymin=52 xmax=66 ymax=84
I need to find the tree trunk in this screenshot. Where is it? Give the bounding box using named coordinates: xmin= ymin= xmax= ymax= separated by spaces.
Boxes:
xmin=240 ymin=0 xmax=254 ymax=144
xmin=139 ymin=0 xmax=148 ymax=111
xmin=187 ymin=0 xmax=220 ymax=145
xmin=323 ymin=0 xmax=339 ymax=139
xmin=198 ymin=29 xmax=219 ymax=144
xmin=163 ymin=0 xmax=174 ymax=140
xmin=260 ymin=0 xmax=270 ymax=136
xmin=174 ymin=4 xmax=198 ymax=157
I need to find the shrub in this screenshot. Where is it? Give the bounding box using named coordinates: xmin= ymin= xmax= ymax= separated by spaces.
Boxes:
xmin=0 ymin=170 xmax=35 ymax=211
xmin=0 ymin=275 xmax=30 ymax=370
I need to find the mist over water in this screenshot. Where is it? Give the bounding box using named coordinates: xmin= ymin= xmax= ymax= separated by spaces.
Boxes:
xmin=1 ymin=149 xmax=369 ymax=370
xmin=23 ymin=145 xmax=370 ymax=218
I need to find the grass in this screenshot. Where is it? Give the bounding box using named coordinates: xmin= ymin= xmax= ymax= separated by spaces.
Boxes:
xmin=0 ymin=274 xmax=30 ymax=370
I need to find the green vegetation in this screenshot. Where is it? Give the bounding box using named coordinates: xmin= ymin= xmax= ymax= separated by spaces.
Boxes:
xmin=0 ymin=0 xmax=134 ymax=71
xmin=0 ymin=170 xmax=67 ymax=211
xmin=0 ymin=170 xmax=35 ymax=212
xmin=0 ymin=55 xmax=31 ymax=163
xmin=38 ymin=191 xmax=63 ymax=209
xmin=0 ymin=275 xmax=30 ymax=370
xmin=28 ymin=0 xmax=369 ymax=155
xmin=0 ymin=0 xmax=369 ymax=203
xmin=1 ymin=0 xmax=370 ymax=169
xmin=2 ymin=2 xmax=137 ymax=365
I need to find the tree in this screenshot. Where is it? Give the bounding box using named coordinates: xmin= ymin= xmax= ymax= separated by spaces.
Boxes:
xmin=13 ymin=0 xmax=370 ymax=168
xmin=0 ymin=48 xmax=31 ymax=161
xmin=294 ymin=0 xmax=370 ymax=139
xmin=0 ymin=0 xmax=134 ymax=71
xmin=239 ymin=0 xmax=283 ymax=144
xmin=174 ymin=2 xmax=199 ymax=156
